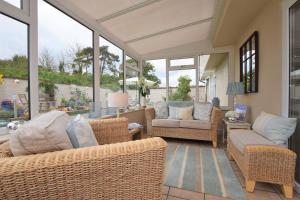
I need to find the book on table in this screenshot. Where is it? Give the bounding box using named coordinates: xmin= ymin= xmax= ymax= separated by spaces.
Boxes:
xmin=128 ymin=123 xmax=143 ymax=130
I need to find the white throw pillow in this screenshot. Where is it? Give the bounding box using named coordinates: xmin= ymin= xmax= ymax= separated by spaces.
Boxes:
xmin=253 ymin=112 xmax=297 ymax=144
xmin=193 ymin=102 xmax=212 ymax=121
xmin=10 ymin=111 xmax=73 ymax=156
xmin=169 ymin=106 xmax=193 ymax=120
xmin=154 ymin=101 xmax=168 ymax=119
xmin=66 ymin=115 xmax=98 ymax=148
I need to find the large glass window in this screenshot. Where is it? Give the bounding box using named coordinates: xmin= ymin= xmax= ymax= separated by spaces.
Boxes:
xmin=125 ymin=56 xmax=139 ymax=107
xmin=38 ymin=0 xmax=93 ymax=114
xmin=168 ymin=69 xmax=196 ymax=101
xmin=143 ymin=59 xmax=166 ymax=105
xmin=0 ymin=14 xmax=29 ymax=125
xmin=170 ymin=58 xmax=194 ymax=67
xmin=99 ymin=36 xmax=123 ymax=108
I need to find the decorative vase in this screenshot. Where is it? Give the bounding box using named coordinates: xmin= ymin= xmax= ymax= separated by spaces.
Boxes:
xmin=141 ymin=96 xmax=146 ymax=107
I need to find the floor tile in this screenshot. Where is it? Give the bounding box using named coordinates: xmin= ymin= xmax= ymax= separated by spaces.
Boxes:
xmin=247 ymin=190 xmax=281 ymax=200
xmin=167 ymin=195 xmax=186 ymax=200
xmin=272 ymin=185 xmax=300 ymax=200
xmin=163 ymin=186 xmax=170 ymax=195
xmin=204 ymin=194 xmax=231 ymax=200
xmin=163 ymin=194 xmax=168 ymax=200
xmin=254 ymin=182 xmax=276 ymax=192
xmin=168 ymin=187 xmax=204 ymax=200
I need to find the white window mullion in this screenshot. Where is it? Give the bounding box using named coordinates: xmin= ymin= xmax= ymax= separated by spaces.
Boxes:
xmin=93 ymin=33 xmax=100 ymax=107
xmin=123 ymin=51 xmax=126 ymax=92
xmin=28 ymin=0 xmax=38 ymax=118
xmin=166 ymin=58 xmax=170 ymax=101
xmin=195 ymin=55 xmax=199 ymax=102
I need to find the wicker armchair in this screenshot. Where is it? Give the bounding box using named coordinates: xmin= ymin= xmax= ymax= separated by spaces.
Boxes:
xmin=89 ymin=117 xmax=132 ymax=144
xmin=0 ymin=117 xmax=168 ymax=200
xmin=228 ymin=138 xmax=296 ymax=198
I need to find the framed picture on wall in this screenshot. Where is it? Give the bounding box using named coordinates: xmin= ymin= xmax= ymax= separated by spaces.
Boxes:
xmin=239 ymin=31 xmax=259 ymax=93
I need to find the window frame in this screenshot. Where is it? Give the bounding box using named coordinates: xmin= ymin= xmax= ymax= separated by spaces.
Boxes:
xmin=239 ymin=31 xmax=259 ymax=94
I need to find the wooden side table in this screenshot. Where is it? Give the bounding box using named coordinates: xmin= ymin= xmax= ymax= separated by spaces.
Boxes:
xmin=223 ymin=119 xmax=251 ymax=143
xmin=129 ymin=127 xmax=143 ymax=140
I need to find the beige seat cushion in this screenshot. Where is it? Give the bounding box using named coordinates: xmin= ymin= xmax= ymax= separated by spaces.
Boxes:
xmin=152 ymin=119 xmax=180 ymax=128
xmin=10 ymin=111 xmax=73 ymax=156
xmin=180 ymin=120 xmax=211 ymax=130
xmin=229 ymin=129 xmax=276 ymax=154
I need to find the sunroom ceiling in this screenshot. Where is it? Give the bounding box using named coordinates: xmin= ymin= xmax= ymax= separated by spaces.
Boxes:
xmin=64 ymin=0 xmax=219 ymax=55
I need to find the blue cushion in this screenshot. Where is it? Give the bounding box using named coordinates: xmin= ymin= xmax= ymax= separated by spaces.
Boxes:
xmin=66 ymin=115 xmax=98 ymax=148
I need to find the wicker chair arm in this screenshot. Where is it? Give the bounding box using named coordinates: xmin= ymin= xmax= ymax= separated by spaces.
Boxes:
xmin=0 ymin=138 xmax=167 ymax=200
xmin=244 ymin=145 xmax=296 ymax=184
xmin=211 ymin=107 xmax=222 ymax=130
xmin=210 ymin=107 xmax=221 ymax=145
xmin=89 ymin=117 xmax=131 ymax=145
xmin=145 ymin=107 xmax=155 ymax=136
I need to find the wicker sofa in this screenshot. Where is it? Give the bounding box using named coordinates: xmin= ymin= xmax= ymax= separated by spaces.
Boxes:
xmin=145 ymin=107 xmax=222 ymax=147
xmin=227 ymin=129 xmax=296 ymax=198
xmin=0 ymin=118 xmax=167 ymax=200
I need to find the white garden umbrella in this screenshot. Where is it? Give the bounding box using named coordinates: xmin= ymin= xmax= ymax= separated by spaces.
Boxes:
xmin=119 ymin=77 xmax=155 ymax=86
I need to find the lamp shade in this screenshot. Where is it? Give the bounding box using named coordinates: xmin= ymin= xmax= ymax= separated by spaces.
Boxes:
xmin=107 ymin=92 xmax=128 ymax=108
xmin=226 ymin=82 xmax=244 ymax=95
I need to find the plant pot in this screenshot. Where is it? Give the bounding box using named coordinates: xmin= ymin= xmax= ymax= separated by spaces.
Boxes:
xmin=141 ymin=96 xmax=146 ymax=107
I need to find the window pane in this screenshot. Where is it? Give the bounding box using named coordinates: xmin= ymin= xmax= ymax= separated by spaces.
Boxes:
xmin=246 ymin=59 xmax=251 ymax=92
xmin=38 ymin=0 xmax=93 ymax=114
xmin=169 ymin=69 xmax=196 ymax=101
xmin=0 ymin=14 xmax=29 ymax=125
xmin=126 ymin=55 xmax=138 ymax=69
xmin=252 ymin=55 xmax=256 ymax=92
xmin=126 ymin=68 xmax=139 ymax=107
xmin=143 ymin=59 xmax=166 ymax=105
xmin=170 ymin=58 xmax=194 ymax=67
xmin=99 ymin=36 xmax=123 ymax=108
xmin=3 ymin=0 xmax=21 ymax=8
xmin=125 ymin=56 xmax=139 ymax=107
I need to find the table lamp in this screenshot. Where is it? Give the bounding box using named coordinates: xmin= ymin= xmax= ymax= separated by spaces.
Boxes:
xmin=226 ymin=82 xmax=244 ymax=103
xmin=107 ymin=92 xmax=128 ymax=118
xmin=226 ymin=82 xmax=244 ymax=121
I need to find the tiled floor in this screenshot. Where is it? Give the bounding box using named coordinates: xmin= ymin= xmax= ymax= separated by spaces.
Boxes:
xmin=159 ymin=137 xmax=300 ymax=200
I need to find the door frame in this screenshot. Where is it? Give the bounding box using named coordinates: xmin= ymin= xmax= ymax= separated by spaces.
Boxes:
xmin=282 ymin=0 xmax=299 ymax=192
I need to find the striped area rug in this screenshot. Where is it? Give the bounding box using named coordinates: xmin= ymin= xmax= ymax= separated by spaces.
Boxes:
xmin=165 ymin=143 xmax=246 ymax=200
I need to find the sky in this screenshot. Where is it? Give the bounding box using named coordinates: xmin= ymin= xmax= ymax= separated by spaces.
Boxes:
xmin=0 ymin=13 xmax=28 ymax=59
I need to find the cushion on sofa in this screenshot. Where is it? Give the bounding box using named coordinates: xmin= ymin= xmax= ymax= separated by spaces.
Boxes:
xmin=66 ymin=115 xmax=98 ymax=148
xmin=152 ymin=119 xmax=180 ymax=128
xmin=10 ymin=111 xmax=73 ymax=156
xmin=169 ymin=106 xmax=193 ymax=120
xmin=180 ymin=120 xmax=211 ymax=130
xmin=168 ymin=101 xmax=194 ymax=108
xmin=193 ymin=102 xmax=212 ymax=121
xmin=154 ymin=101 xmax=168 ymax=119
xmin=228 ymin=129 xmax=276 ymax=154
xmin=252 ymin=112 xmax=297 ymax=144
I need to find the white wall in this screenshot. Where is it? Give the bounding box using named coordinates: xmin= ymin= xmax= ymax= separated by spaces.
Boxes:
xmin=215 ymin=57 xmax=229 ymax=106
xmin=234 ymin=0 xmax=282 ymax=122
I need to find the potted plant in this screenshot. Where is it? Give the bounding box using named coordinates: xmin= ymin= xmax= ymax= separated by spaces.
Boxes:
xmin=138 ymin=77 xmax=149 ymax=107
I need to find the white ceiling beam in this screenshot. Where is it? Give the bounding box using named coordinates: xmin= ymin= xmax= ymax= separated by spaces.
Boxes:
xmin=125 ymin=17 xmax=213 ymax=44
xmin=96 ymin=0 xmax=162 ymax=23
